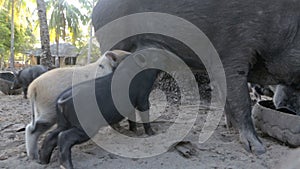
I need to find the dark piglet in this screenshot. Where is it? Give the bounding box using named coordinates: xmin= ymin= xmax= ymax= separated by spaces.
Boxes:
xmin=12 ymin=65 xmax=48 ymax=98
xmin=39 ymin=68 xmax=159 ymax=169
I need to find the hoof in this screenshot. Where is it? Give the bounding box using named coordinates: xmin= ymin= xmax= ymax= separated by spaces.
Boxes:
xmin=27 ymin=152 xmax=39 ymax=161
xmin=38 ymin=159 xmax=50 ymax=165
xmin=60 ymin=162 xmax=74 ymax=169
xmin=146 ymin=129 xmax=155 ymax=136
xmin=60 ymin=165 xmax=67 ymax=169
xmin=129 ymin=126 xmax=137 ymax=133
xmin=111 ymin=123 xmax=122 ymax=130
xmin=38 ymin=153 xmax=50 ymax=165
xmin=239 ymin=131 xmax=266 ymax=155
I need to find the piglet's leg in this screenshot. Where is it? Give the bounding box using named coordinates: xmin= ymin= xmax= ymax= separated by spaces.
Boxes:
xmin=25 ymin=120 xmax=53 ymax=160
xmin=139 ymin=110 xmax=155 ymax=136
xmin=137 ymin=99 xmax=155 ymax=136
xmin=128 ymin=111 xmax=137 ymax=133
xmin=23 ymin=86 xmax=28 ymax=99
xmin=58 ymin=128 xmax=90 ymax=169
xmin=39 ymin=127 xmax=65 ymax=164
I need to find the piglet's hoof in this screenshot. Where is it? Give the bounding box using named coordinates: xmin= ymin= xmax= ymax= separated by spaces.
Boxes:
xmin=60 ymin=162 xmax=73 ymax=169
xmin=146 ymin=128 xmax=155 ymax=136
xmin=38 ymin=154 xmax=51 ymax=165
xmin=111 ymin=123 xmax=122 ymax=130
xmin=129 ymin=126 xmax=137 ymax=133
xmin=38 ymin=159 xmax=49 ymax=165
xmin=60 ymin=165 xmax=67 ymax=169
xmin=27 ymin=153 xmax=39 ymax=161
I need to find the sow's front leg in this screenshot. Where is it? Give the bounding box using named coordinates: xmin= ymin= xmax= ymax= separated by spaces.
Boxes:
xmin=224 ymin=60 xmax=266 ymax=155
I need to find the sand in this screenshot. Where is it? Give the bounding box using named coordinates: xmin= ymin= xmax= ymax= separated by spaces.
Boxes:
xmin=0 ymin=91 xmax=298 ymax=169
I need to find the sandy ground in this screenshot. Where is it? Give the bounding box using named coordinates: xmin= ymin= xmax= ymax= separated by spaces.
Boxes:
xmin=0 ymin=90 xmax=298 ymax=169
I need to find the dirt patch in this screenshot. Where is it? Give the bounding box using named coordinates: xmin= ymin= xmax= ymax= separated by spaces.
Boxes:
xmin=0 ymin=91 xmax=297 ymax=169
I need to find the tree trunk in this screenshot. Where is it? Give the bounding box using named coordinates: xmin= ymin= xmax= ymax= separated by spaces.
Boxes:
xmin=0 ymin=54 xmax=3 ymax=70
xmin=87 ymin=24 xmax=93 ymax=64
xmin=55 ymin=39 xmax=60 ymax=68
xmin=54 ymin=28 xmax=60 ymax=68
xmin=87 ymin=0 xmax=96 ymax=65
xmin=36 ymin=0 xmax=54 ymax=68
xmin=9 ymin=0 xmax=15 ymax=70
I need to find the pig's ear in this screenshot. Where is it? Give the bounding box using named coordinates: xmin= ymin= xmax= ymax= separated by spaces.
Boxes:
xmin=104 ymin=51 xmax=118 ymax=67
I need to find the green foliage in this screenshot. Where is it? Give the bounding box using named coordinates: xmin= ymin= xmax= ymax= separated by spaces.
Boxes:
xmin=14 ymin=23 xmax=37 ymax=54
xmin=76 ymin=38 xmax=102 ymax=65
xmin=78 ymin=0 xmax=95 ymax=16
xmin=0 ymin=0 xmax=94 ymax=63
xmin=48 ymin=0 xmax=89 ymax=46
xmin=0 ymin=9 xmax=11 ymax=58
xmin=0 ymin=0 xmax=36 ymax=61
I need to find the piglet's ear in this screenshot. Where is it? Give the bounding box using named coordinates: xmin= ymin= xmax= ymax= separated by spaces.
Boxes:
xmin=105 ymin=51 xmax=118 ymax=67
xmin=105 ymin=51 xmax=117 ymax=62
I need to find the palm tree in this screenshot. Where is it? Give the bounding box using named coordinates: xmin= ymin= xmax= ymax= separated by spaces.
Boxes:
xmin=47 ymin=0 xmax=88 ymax=67
xmin=85 ymin=0 xmax=96 ymax=64
xmin=1 ymin=0 xmax=42 ymax=68
xmin=36 ymin=0 xmax=53 ymax=68
xmin=9 ymin=0 xmax=14 ymax=69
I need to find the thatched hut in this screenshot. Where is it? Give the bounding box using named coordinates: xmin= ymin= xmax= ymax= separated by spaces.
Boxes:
xmin=28 ymin=43 xmax=79 ymax=67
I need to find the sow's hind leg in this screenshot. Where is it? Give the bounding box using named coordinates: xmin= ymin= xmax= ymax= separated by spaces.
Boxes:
xmin=224 ymin=60 xmax=266 ymax=155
